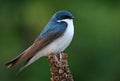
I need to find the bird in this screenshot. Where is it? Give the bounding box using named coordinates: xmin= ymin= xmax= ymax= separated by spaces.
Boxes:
xmin=5 ymin=10 xmax=74 ymax=71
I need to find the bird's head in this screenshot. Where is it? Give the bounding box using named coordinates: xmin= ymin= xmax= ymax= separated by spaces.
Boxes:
xmin=51 ymin=10 xmax=74 ymax=22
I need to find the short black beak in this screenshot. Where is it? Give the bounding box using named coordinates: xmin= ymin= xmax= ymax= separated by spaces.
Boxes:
xmin=72 ymin=16 xmax=75 ymax=19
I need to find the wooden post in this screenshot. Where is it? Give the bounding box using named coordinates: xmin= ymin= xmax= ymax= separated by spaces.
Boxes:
xmin=48 ymin=53 xmax=74 ymax=81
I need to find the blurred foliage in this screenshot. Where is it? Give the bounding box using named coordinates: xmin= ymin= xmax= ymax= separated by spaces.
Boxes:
xmin=0 ymin=0 xmax=120 ymax=81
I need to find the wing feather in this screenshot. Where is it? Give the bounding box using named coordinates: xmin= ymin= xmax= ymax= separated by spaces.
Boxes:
xmin=5 ymin=22 xmax=67 ymax=68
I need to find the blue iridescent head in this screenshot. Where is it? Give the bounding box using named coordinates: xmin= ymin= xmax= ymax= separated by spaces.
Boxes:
xmin=51 ymin=10 xmax=74 ymax=21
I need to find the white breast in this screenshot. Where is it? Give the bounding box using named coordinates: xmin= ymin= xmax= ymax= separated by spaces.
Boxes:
xmin=39 ymin=19 xmax=74 ymax=55
xmin=52 ymin=19 xmax=74 ymax=53
xmin=25 ymin=19 xmax=74 ymax=67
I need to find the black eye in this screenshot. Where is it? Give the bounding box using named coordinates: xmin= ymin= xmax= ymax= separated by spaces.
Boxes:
xmin=62 ymin=15 xmax=71 ymax=19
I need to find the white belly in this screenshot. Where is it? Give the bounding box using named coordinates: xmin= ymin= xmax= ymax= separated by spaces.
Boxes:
xmin=25 ymin=19 xmax=74 ymax=67
xmin=41 ymin=19 xmax=74 ymax=55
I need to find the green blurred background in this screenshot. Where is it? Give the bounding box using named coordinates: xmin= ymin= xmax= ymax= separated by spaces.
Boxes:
xmin=0 ymin=0 xmax=120 ymax=81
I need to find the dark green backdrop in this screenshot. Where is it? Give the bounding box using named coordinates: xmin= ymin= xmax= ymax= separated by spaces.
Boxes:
xmin=0 ymin=0 xmax=120 ymax=81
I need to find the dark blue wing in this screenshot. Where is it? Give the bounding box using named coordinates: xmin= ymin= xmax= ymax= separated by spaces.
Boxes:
xmin=5 ymin=22 xmax=67 ymax=68
xmin=38 ymin=22 xmax=67 ymax=42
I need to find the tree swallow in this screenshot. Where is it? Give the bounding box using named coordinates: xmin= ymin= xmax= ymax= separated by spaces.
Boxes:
xmin=5 ymin=10 xmax=74 ymax=71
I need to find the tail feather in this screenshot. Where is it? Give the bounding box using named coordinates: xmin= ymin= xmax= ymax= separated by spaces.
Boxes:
xmin=5 ymin=37 xmax=49 ymax=69
xmin=18 ymin=51 xmax=44 ymax=72
xmin=5 ymin=55 xmax=22 ymax=68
